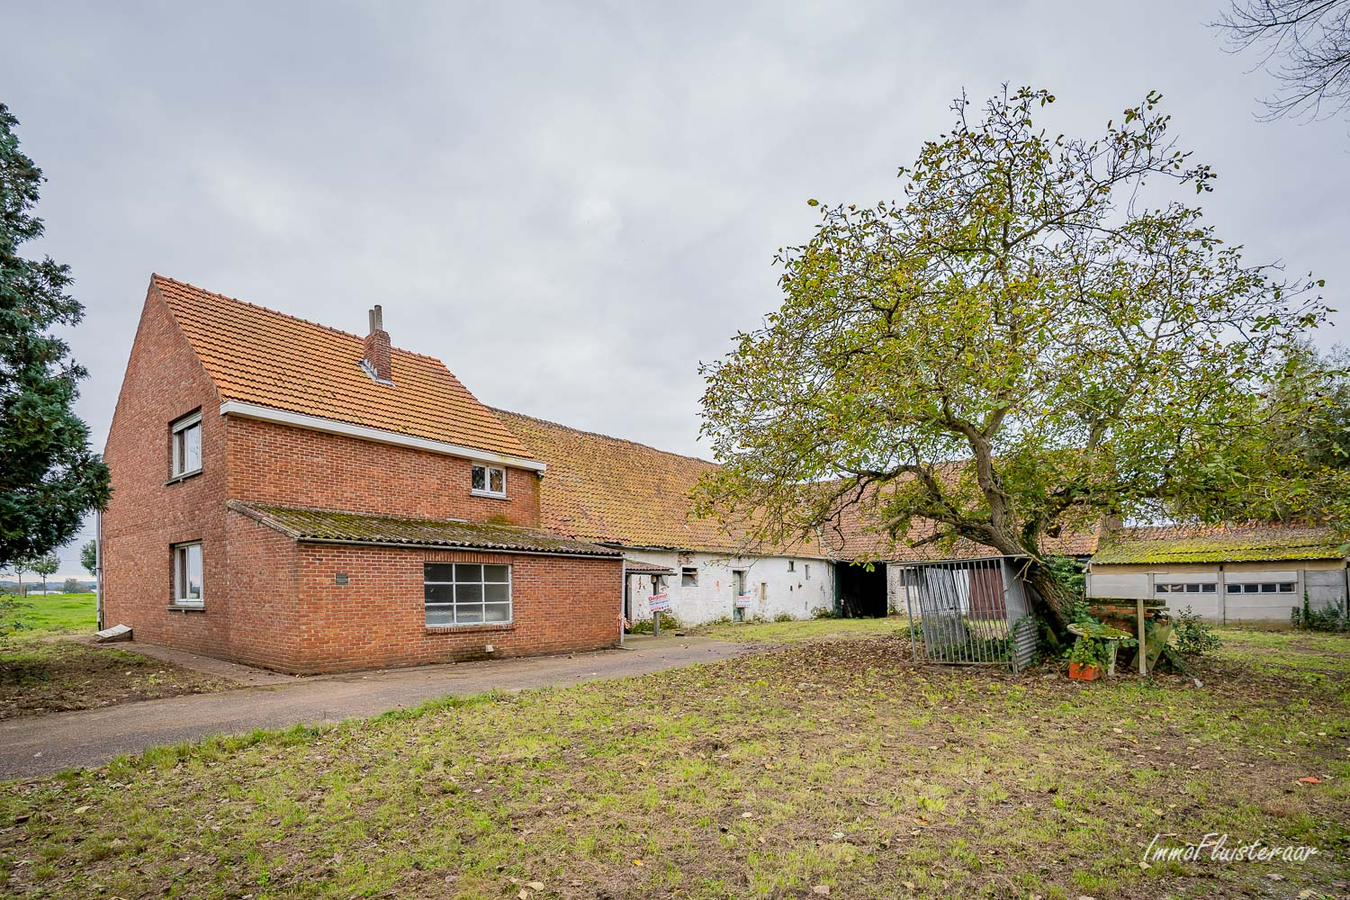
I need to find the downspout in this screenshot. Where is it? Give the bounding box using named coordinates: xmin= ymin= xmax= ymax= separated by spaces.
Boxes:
xmin=95 ymin=510 xmax=104 ymax=630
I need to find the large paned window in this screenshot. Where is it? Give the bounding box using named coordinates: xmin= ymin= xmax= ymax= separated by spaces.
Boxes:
xmin=424 ymin=563 xmax=512 ymax=626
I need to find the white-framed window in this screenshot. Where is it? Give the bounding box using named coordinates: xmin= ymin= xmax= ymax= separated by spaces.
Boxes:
xmin=471 ymin=464 xmax=506 ymax=498
xmin=681 ymin=566 xmax=698 ymax=587
xmin=1226 ymin=582 xmax=1296 ymax=594
xmin=170 ymin=412 xmax=202 ymax=477
xmin=424 ymin=563 xmax=512 ymax=626
xmin=172 ymin=542 xmax=203 ymax=606
xmin=1155 ymin=582 xmax=1217 ymax=595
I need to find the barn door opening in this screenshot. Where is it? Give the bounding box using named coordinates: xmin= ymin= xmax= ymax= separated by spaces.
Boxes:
xmin=837 ymin=563 xmax=888 ymax=618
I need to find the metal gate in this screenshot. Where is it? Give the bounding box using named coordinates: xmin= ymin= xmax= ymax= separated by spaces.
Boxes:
xmin=900 ymin=557 xmax=1037 ymax=671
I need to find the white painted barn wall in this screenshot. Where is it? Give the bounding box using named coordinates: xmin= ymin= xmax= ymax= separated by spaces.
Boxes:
xmin=1087 ymin=560 xmax=1349 ymax=624
xmin=624 ymin=551 xmax=835 ymax=625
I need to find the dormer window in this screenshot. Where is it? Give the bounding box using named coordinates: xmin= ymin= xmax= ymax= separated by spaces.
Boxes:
xmin=170 ymin=412 xmax=202 ymax=478
xmin=471 ymin=464 xmax=506 ymax=498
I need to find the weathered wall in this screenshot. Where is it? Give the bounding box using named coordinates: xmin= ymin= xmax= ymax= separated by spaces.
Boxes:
xmin=623 ymin=551 xmax=835 ymax=625
xmin=1087 ymin=559 xmax=1348 ymax=624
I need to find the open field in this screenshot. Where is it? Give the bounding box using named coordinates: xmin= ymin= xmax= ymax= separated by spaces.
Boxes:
xmin=2 ymin=628 xmax=1345 ymax=899
xmin=8 ymin=593 xmax=97 ymax=635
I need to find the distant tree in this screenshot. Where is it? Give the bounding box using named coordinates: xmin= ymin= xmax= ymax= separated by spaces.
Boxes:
xmin=696 ymin=87 xmax=1336 ymax=637
xmin=62 ymin=577 xmax=79 ymax=594
xmin=9 ymin=557 xmax=31 ymax=594
xmin=80 ymin=539 xmax=97 ymax=577
xmin=0 ymin=103 xmax=111 ymax=570
xmin=1218 ymin=0 xmax=1350 ymax=123
xmin=31 ymin=553 xmax=58 ymax=593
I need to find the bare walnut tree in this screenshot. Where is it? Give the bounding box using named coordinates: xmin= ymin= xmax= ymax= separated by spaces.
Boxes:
xmin=1218 ymin=0 xmax=1350 ymax=121
xmin=694 ymin=88 xmax=1335 ymax=636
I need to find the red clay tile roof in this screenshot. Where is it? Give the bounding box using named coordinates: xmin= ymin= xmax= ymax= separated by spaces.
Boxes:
xmin=1092 ymin=522 xmax=1346 ymax=565
xmin=228 ymin=501 xmax=620 ymax=557
xmin=818 ymin=483 xmax=1099 ymax=563
xmin=495 ymin=410 xmax=779 ymax=555
xmin=497 ymin=410 xmax=1097 ymax=562
xmin=153 ymin=275 xmax=534 ymax=460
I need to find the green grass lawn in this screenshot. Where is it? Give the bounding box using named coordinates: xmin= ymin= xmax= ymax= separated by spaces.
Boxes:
xmin=2 ymin=628 xmax=1346 ymax=899
xmin=8 ymin=593 xmax=98 ymax=634
xmin=694 ymin=615 xmax=909 ymax=643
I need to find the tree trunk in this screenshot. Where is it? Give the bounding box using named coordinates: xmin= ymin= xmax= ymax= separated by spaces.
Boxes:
xmin=1022 ymin=559 xmax=1075 ymax=644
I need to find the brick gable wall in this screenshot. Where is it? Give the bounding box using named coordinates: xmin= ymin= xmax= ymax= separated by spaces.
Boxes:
xmin=101 ymin=285 xmax=234 ymax=653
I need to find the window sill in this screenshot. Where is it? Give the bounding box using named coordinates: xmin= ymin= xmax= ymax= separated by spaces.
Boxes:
xmin=166 ymin=603 xmax=206 ymax=613
xmin=469 ymin=490 xmax=508 ymax=500
xmin=165 ymin=469 xmax=203 ymax=486
xmin=425 ymin=622 xmax=515 ymax=634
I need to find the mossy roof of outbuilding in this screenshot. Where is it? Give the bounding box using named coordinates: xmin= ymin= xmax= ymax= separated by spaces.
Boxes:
xmin=1092 ymin=522 xmax=1347 ymax=565
xmin=228 ymin=501 xmax=621 ymax=557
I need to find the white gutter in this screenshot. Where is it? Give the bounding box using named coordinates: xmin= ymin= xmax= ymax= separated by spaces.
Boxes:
xmin=218 ymin=401 xmax=547 ymax=472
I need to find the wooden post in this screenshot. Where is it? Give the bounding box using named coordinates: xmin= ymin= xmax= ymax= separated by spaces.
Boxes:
xmin=1137 ymin=597 xmax=1147 ymax=676
xmin=652 ymin=574 xmax=661 ymax=637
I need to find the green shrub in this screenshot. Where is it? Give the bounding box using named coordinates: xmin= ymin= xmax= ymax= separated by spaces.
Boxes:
xmin=773 ymin=612 xmax=794 ymax=623
xmin=812 ymin=606 xmax=838 ymax=619
xmin=1171 ymin=606 xmax=1222 ymax=655
xmin=627 ymin=612 xmax=678 ymax=634
xmin=1291 ymin=592 xmax=1348 ymax=633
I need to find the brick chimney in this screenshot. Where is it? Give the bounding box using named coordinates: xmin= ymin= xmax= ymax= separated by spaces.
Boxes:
xmin=362 ymin=305 xmax=392 ymax=383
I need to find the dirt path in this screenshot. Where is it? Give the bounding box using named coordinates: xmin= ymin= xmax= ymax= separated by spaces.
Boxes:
xmin=0 ymin=636 xmax=750 ymax=779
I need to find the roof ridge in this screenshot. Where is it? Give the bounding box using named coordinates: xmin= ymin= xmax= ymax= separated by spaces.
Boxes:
xmin=150 ymin=274 xmax=448 ymax=365
xmin=494 ymin=408 xmax=718 ymax=467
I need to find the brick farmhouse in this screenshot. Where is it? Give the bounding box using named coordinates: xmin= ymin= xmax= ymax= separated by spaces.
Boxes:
xmin=100 ymin=276 xmax=622 ymax=673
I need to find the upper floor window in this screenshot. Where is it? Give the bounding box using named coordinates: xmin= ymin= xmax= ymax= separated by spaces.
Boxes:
xmin=471 ymin=464 xmax=506 ymax=498
xmin=171 ymin=412 xmax=202 ymax=478
xmin=681 ymin=566 xmax=698 ymax=587
xmin=172 ymin=542 xmax=203 ymax=606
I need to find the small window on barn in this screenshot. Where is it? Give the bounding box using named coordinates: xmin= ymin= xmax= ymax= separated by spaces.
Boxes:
xmin=1278 ymin=582 xmax=1296 ymax=593
xmin=424 ymin=563 xmax=511 ymax=626
xmin=471 ymin=464 xmax=506 ymax=498
xmin=170 ymin=412 xmax=202 ymax=478
xmin=804 ymin=563 xmax=811 ymax=580
xmin=787 ymin=560 xmax=795 ymax=572
xmin=681 ymin=567 xmax=698 ymax=587
xmin=172 ymin=542 xmax=203 ymax=606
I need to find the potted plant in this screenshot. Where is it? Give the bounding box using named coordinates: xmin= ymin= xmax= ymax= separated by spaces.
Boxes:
xmin=1067 ymin=633 xmax=1107 ymax=681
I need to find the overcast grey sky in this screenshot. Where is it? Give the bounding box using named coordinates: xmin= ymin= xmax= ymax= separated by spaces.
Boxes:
xmin=4 ymin=1 xmax=1347 ymax=577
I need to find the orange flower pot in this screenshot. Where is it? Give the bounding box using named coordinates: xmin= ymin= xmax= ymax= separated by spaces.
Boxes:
xmin=1069 ymin=662 xmax=1101 ymax=681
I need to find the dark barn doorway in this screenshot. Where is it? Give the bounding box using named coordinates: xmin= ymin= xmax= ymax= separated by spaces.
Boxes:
xmin=837 ymin=563 xmax=888 ymax=617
